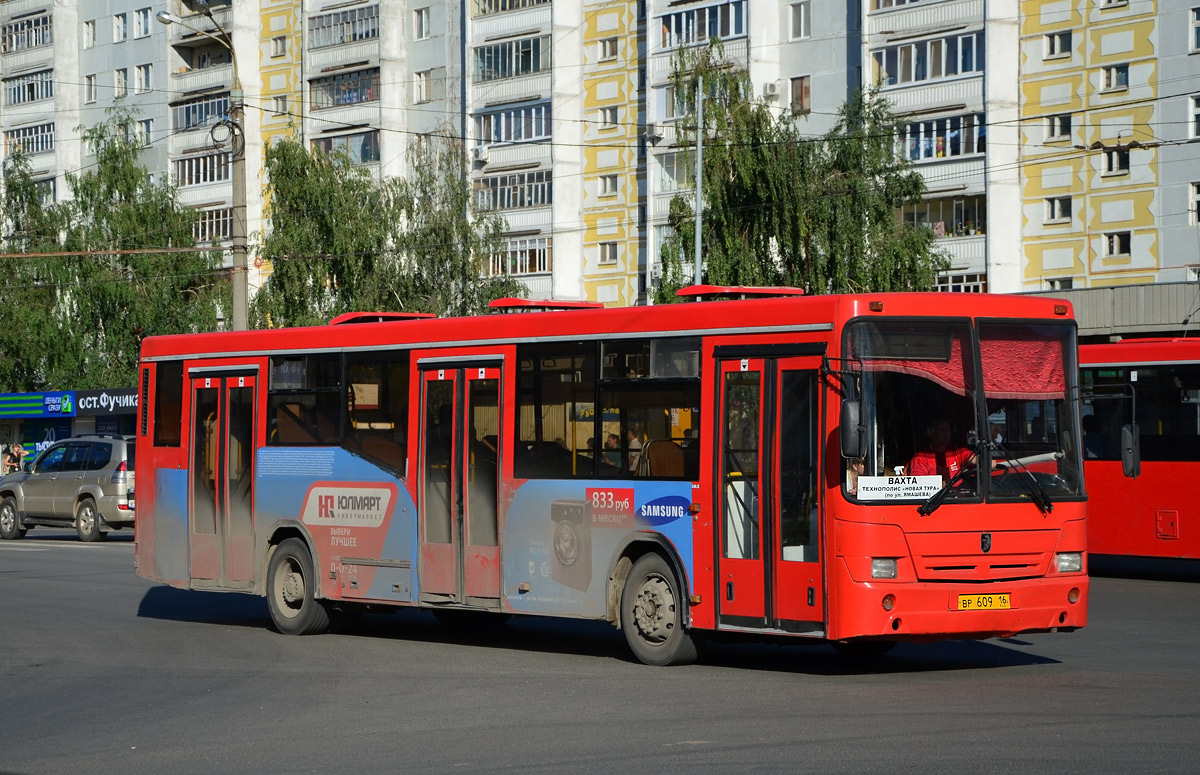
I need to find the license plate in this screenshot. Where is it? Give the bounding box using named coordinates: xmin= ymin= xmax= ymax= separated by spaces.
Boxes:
xmin=957 ymin=593 xmax=1010 ymax=611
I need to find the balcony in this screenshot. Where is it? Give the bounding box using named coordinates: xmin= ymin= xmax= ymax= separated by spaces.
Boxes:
xmin=169 ymin=63 xmax=233 ymax=95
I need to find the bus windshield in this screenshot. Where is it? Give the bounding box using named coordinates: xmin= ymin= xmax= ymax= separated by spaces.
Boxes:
xmin=843 ymin=319 xmax=1083 ymax=503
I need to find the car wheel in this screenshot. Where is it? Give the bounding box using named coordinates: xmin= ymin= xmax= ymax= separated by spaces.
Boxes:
xmin=0 ymin=496 xmax=25 ymax=540
xmin=75 ymin=498 xmax=105 ymax=542
xmin=267 ymin=538 xmax=331 ymax=636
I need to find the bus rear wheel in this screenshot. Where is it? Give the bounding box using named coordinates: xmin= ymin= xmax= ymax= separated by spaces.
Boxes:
xmin=267 ymin=538 xmax=330 ymax=636
xmin=620 ymin=553 xmax=697 ymax=666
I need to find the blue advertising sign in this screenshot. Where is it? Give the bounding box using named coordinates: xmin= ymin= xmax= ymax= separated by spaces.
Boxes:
xmin=0 ymin=392 xmax=76 ymax=419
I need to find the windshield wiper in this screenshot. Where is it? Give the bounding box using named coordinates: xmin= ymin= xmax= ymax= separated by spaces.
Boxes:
xmin=917 ymin=439 xmax=984 ymax=517
xmin=990 ymin=439 xmax=1054 ymax=515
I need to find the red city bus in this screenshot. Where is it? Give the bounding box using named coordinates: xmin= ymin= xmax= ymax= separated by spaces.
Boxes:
xmin=131 ymin=290 xmax=1089 ymax=665
xmin=1080 ymin=338 xmax=1199 ymax=561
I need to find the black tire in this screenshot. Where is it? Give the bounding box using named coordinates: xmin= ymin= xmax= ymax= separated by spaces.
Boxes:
xmin=267 ymin=538 xmax=331 ymax=635
xmin=75 ymin=498 xmax=106 ymax=542
xmin=0 ymin=496 xmax=25 ymax=540
xmin=620 ymin=553 xmax=698 ymax=666
xmin=832 ymin=639 xmax=897 ymax=657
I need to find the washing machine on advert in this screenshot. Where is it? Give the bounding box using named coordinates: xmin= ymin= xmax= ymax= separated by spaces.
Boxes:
xmin=551 ymin=499 xmax=592 ymax=592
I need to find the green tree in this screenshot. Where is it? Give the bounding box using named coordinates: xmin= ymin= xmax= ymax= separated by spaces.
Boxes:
xmin=252 ymin=131 xmax=523 ymax=328
xmin=0 ymin=107 xmax=226 ymax=390
xmin=655 ymin=46 xmax=947 ymax=302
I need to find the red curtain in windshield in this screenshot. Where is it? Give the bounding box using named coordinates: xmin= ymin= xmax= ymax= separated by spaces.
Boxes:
xmin=859 ymin=334 xmax=974 ymax=396
xmin=980 ymin=335 xmax=1065 ymax=400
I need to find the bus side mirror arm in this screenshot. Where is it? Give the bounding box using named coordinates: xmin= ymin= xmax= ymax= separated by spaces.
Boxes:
xmin=1121 ymin=423 xmax=1140 ymax=478
xmin=840 ymin=399 xmax=862 ymax=460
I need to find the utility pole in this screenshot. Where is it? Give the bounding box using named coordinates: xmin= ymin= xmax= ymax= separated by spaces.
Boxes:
xmin=693 ymin=75 xmax=704 ymax=285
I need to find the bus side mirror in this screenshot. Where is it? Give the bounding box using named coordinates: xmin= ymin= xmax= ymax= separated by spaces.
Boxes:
xmin=1121 ymin=424 xmax=1140 ymax=478
xmin=840 ymin=399 xmax=862 ymax=460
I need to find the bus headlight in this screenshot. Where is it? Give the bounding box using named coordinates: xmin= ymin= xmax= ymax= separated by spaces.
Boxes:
xmin=1056 ymin=552 xmax=1082 ymax=573
xmin=871 ymin=558 xmax=897 ymax=579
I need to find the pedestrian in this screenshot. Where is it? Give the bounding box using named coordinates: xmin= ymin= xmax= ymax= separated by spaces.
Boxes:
xmin=4 ymin=443 xmax=24 ymax=474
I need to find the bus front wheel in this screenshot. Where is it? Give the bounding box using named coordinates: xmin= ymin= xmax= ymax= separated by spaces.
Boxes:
xmin=620 ymin=553 xmax=698 ymax=666
xmin=267 ymin=538 xmax=330 ymax=636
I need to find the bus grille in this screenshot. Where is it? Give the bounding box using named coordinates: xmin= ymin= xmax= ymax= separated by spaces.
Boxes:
xmin=914 ymin=553 xmax=1048 ymax=581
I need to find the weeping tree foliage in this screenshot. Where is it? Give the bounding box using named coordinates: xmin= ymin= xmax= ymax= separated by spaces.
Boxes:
xmin=655 ymin=45 xmax=947 ymax=302
xmin=0 ymin=107 xmax=226 ymax=390
xmin=252 ymin=131 xmax=524 ymax=328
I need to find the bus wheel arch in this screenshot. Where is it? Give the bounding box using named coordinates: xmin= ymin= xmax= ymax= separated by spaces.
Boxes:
xmin=610 ymin=540 xmax=698 ymax=666
xmin=266 ymin=535 xmax=331 ymax=636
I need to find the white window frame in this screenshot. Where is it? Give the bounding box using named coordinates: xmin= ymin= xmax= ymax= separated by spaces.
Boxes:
xmin=136 ymin=118 xmax=153 ymax=147
xmin=1191 ymin=182 xmax=1200 ymax=226
xmin=599 ymin=174 xmax=618 ymax=196
xmin=790 ymin=2 xmax=810 ymax=41
xmin=271 ymin=36 xmax=286 ymax=57
xmin=1192 ymin=95 xmax=1200 ymax=138
xmin=113 ymin=13 xmax=128 ymax=43
xmin=599 ymin=36 xmax=618 ymax=60
xmin=414 ymin=70 xmax=431 ymax=104
xmin=174 ymin=152 xmax=232 ymax=188
xmin=1103 ymin=231 xmax=1131 ymax=257
xmin=1044 ymin=31 xmax=1070 ymax=59
xmin=114 ymin=68 xmax=128 ymax=98
xmin=135 ymin=64 xmax=152 ymax=94
xmin=1193 ymin=8 xmax=1200 ymax=52
xmin=83 ymin=20 xmax=95 ymax=49
xmin=414 ymin=7 xmax=430 ymax=41
xmin=1046 ymin=113 xmax=1072 ymax=141
xmin=489 ymin=237 xmax=553 ymax=276
xmin=134 ymin=8 xmax=151 ymax=38
xmin=599 ymin=106 xmax=618 ymax=128
xmin=1045 ymin=196 xmax=1072 ymax=223
xmin=272 ymin=95 xmax=289 ymax=115
xmin=598 ymin=241 xmax=618 ymax=265
xmin=1102 ymin=64 xmax=1129 ymax=91
xmin=85 ymin=74 xmax=97 ymax=103
xmin=1103 ymin=147 xmax=1130 ymax=175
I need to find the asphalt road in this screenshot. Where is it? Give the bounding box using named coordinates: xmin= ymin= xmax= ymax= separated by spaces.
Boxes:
xmin=2 ymin=531 xmax=1198 ymax=775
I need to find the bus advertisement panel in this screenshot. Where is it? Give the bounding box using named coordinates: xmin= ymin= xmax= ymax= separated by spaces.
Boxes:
xmin=121 ymin=292 xmax=1090 ymax=665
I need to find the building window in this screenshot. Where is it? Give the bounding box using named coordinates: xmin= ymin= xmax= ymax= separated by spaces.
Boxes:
xmin=113 ymin=13 xmax=128 ymax=43
xmin=898 ymin=113 xmax=987 ymax=161
xmin=272 ymin=95 xmax=289 ymax=115
xmin=1045 ymin=196 xmax=1072 ymax=223
xmin=85 ymin=74 xmax=96 ymax=103
xmin=1192 ymin=95 xmax=1200 ymax=138
xmin=1103 ymin=147 xmax=1130 ymax=174
xmin=489 ymin=237 xmax=553 ymax=276
xmin=1046 ymin=278 xmax=1074 ymax=291
xmin=1045 ymin=31 xmax=1071 ymax=59
xmin=790 ymin=75 xmax=810 ymax=114
xmin=474 ymin=102 xmax=551 ymax=145
xmin=1102 ymin=64 xmax=1129 ymax=91
xmin=1100 ymin=0 xmax=1127 ymax=7
xmin=659 ymin=151 xmax=693 ymax=191
xmin=310 ymin=68 xmax=380 ymax=110
xmin=1192 ymin=182 xmax=1200 ymax=225
xmin=193 ymin=208 xmax=233 ymax=244
xmin=658 ymin=83 xmax=693 ymax=121
xmin=473 ymin=35 xmax=552 ymax=82
xmin=1104 ymin=231 xmax=1131 ymax=257
xmin=472 ymin=0 xmax=550 ymax=19
xmin=114 ymin=68 xmax=128 ymax=98
xmin=658 ymin=1 xmax=746 ymax=50
xmin=1046 ymin=113 xmax=1072 ymax=141
xmin=171 ymin=93 xmax=231 ymax=130
xmin=135 ymin=64 xmax=152 ymax=94
xmin=599 ymin=36 xmax=618 ymax=60
xmin=135 ymin=8 xmax=151 ymax=38
xmin=3 ymin=70 xmax=54 ymax=106
xmin=3 ymin=123 xmax=55 ymax=156
xmin=414 ymin=7 xmax=430 ymax=40
xmin=309 ymin=4 xmax=380 ymax=49
xmin=413 ymin=70 xmax=431 ymax=104
xmin=872 ymin=31 xmax=985 ymax=86
xmin=1193 ymin=8 xmax=1200 ymax=52
xmin=599 ymin=106 xmax=618 ymax=128
xmin=791 ymin=2 xmax=810 ymax=40
xmin=312 ymin=131 xmax=381 ymax=164
xmin=83 ymin=20 xmax=95 ymax=49
xmin=934 ymin=272 xmax=988 ymax=293
xmin=271 ymin=36 xmax=286 ymax=57
xmin=599 ymin=174 xmax=619 ymax=196
xmin=598 ymin=242 xmax=618 ymax=265
xmin=898 ymin=194 xmax=987 ymax=238
xmin=2 ymin=13 xmax=53 ymax=53
xmin=473 ymin=170 xmax=553 ymax=210
xmin=174 ymin=152 xmax=232 ymax=187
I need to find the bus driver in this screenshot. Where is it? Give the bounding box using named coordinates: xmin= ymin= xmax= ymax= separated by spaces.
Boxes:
xmin=909 ymin=418 xmax=977 ymax=484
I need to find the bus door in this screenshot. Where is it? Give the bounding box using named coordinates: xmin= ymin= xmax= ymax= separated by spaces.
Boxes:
xmin=716 ymin=354 xmax=824 ymax=632
xmin=189 ymin=372 xmax=257 ymax=590
xmin=418 ymin=362 xmax=503 ymax=607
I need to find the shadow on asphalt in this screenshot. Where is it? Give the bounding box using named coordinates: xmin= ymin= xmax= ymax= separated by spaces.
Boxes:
xmin=1089 ymin=555 xmax=1200 ymax=583
xmin=15 ymin=529 xmax=134 ymax=543
xmin=137 ymin=585 xmax=1058 ymax=674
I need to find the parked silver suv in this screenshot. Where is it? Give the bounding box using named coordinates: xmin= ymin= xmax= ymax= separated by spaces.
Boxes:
xmin=0 ymin=435 xmax=136 ymax=542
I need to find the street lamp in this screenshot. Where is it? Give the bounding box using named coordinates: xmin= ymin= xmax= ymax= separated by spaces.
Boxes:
xmin=157 ymin=2 xmax=249 ymax=331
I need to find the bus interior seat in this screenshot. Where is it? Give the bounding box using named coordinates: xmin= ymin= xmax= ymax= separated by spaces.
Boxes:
xmin=276 ymin=404 xmax=316 ymax=444
xmin=362 ymin=434 xmax=406 ymax=472
xmin=641 ymin=439 xmax=685 ymax=478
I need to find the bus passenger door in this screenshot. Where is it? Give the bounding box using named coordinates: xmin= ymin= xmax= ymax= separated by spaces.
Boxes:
xmin=418 ymin=363 xmax=504 ymax=606
xmin=716 ymin=356 xmax=824 ymax=632
xmin=189 ymin=373 xmax=257 ymax=589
